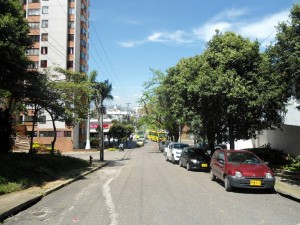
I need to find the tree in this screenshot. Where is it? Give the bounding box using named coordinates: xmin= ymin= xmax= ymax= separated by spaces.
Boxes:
xmin=266 ymin=4 xmax=300 ymax=101
xmin=43 ymin=68 xmax=90 ymax=153
xmin=0 ymin=0 xmax=33 ymax=153
xmin=91 ymin=79 xmax=113 ymax=161
xmin=198 ymin=31 xmax=286 ymax=149
xmin=109 ymin=122 xmax=134 ymax=146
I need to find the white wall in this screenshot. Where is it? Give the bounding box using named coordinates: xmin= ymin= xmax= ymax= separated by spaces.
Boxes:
xmin=254 ymin=125 xmax=300 ymax=157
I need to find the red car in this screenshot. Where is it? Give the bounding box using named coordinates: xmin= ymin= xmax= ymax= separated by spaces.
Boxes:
xmin=210 ymin=149 xmax=275 ymax=192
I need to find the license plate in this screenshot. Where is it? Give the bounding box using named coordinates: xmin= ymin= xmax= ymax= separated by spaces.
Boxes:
xmin=250 ymin=180 xmax=261 ymax=186
xmin=201 ymin=163 xmax=208 ymax=168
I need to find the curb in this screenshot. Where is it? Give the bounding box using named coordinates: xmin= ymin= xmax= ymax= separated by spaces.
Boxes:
xmin=43 ymin=161 xmax=110 ymax=196
xmin=0 ymin=195 xmax=42 ymax=222
xmin=0 ymin=161 xmax=110 ymax=222
xmin=274 ymin=179 xmax=300 ymax=201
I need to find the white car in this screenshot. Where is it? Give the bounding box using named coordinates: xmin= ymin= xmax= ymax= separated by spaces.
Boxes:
xmin=165 ymin=142 xmax=189 ymax=164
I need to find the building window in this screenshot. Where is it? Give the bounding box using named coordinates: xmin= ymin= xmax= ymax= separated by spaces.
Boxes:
xmin=40 ymin=60 xmax=47 ymax=68
xmin=41 ymin=20 xmax=48 ymax=28
xmin=81 ymin=15 xmax=87 ymax=23
xmin=67 ymin=61 xmax=73 ymax=68
xmin=26 ymin=48 xmax=39 ymax=56
xmin=80 ymin=39 xmax=86 ymax=47
xmin=41 ymin=33 xmax=48 ymax=41
xmin=28 ymin=61 xmax=39 ymax=69
xmin=68 ymin=8 xmax=75 ymax=14
xmin=81 ymin=28 xmax=87 ymax=37
xmin=30 ymin=35 xmax=40 ymax=42
xmin=39 ymin=131 xmax=54 ymax=137
xmin=42 ymin=6 xmax=48 ymax=14
xmin=80 ymin=65 xmax=87 ymax=72
xmin=80 ymin=52 xmax=86 ymax=60
xmin=41 ymin=47 xmax=48 ymax=55
xmin=68 ymin=34 xmax=74 ymax=41
xmin=38 ymin=116 xmax=46 ymax=124
xmin=28 ymin=22 xmax=40 ymax=29
xmin=68 ymin=21 xmax=74 ymax=28
xmin=69 ymin=0 xmax=75 ymax=2
xmin=64 ymin=131 xmax=72 ymax=137
xmin=28 ymin=8 xmax=40 ymax=16
xmin=29 ymin=0 xmax=40 ymax=3
xmin=67 ymin=47 xmax=74 ymax=55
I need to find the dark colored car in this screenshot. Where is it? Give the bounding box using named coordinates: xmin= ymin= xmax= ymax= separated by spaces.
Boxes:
xmin=179 ymin=147 xmax=211 ymax=171
xmin=210 ymin=149 xmax=275 ymax=192
xmin=158 ymin=140 xmax=166 ymax=152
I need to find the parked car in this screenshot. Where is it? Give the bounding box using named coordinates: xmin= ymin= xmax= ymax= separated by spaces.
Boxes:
xmin=210 ymin=149 xmax=275 ymax=192
xmin=165 ymin=143 xmax=189 ymax=164
xmin=163 ymin=140 xmax=172 ymax=156
xmin=158 ymin=140 xmax=166 ymax=152
xmin=179 ymin=147 xmax=211 ymax=171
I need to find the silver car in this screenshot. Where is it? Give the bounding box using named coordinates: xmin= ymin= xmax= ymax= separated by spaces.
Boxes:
xmin=165 ymin=142 xmax=189 ymax=164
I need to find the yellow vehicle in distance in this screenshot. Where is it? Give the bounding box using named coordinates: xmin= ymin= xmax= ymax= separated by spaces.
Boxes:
xmin=148 ymin=130 xmax=167 ymax=142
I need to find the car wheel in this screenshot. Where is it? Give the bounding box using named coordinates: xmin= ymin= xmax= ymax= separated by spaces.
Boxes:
xmin=186 ymin=162 xmax=191 ymax=171
xmin=171 ymin=155 xmax=175 ymax=164
xmin=224 ymin=176 xmax=232 ymax=192
xmin=210 ymin=170 xmax=216 ymax=181
xmin=179 ymin=159 xmax=182 ymax=167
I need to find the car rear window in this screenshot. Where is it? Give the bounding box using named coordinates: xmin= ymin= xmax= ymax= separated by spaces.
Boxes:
xmin=227 ymin=152 xmax=261 ymax=164
xmin=173 ymin=144 xmax=189 ymax=149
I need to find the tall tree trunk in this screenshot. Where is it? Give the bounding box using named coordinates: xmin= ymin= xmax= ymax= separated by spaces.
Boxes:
xmin=228 ymin=119 xmax=235 ymax=149
xmin=30 ymin=106 xmax=38 ymax=153
xmin=48 ymin=110 xmax=57 ymax=155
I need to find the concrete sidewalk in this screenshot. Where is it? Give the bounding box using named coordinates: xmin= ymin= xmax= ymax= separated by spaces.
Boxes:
xmin=0 ymin=161 xmax=299 ymax=222
xmin=274 ymin=175 xmax=300 ymax=200
xmin=0 ymin=161 xmax=109 ymax=222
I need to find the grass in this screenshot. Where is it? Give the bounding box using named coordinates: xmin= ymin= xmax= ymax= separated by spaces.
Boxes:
xmin=0 ymin=153 xmax=90 ymax=195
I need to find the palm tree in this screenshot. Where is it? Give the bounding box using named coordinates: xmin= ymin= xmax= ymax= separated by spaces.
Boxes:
xmin=91 ymin=79 xmax=113 ymax=161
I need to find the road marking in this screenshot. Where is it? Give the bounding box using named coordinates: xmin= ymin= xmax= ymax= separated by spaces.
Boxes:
xmin=102 ymin=166 xmax=123 ymax=225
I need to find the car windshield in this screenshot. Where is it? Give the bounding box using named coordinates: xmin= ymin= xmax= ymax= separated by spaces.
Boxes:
xmin=227 ymin=152 xmax=261 ymax=164
xmin=173 ymin=144 xmax=189 ymax=149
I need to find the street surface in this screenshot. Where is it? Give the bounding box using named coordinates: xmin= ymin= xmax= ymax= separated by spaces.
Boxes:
xmin=4 ymin=141 xmax=300 ymax=225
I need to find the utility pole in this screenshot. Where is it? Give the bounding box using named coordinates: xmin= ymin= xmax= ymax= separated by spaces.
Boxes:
xmin=126 ymin=102 xmax=130 ymax=122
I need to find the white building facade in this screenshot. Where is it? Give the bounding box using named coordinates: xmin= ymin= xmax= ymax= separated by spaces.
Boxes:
xmin=21 ymin=0 xmax=89 ymax=151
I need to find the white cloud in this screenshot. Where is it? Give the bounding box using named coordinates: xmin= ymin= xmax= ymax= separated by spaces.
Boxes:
xmin=193 ymin=22 xmax=232 ymax=42
xmin=116 ymin=8 xmax=290 ymax=48
xmin=238 ymin=10 xmax=289 ymax=41
xmin=116 ymin=40 xmax=146 ymax=48
xmin=212 ymin=8 xmax=249 ymax=21
xmin=147 ymin=31 xmax=192 ymax=44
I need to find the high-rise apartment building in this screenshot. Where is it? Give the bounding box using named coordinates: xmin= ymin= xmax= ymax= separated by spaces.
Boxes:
xmin=20 ymin=0 xmax=89 ymax=151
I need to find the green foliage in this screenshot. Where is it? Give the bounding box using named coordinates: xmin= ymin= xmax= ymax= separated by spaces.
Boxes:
xmin=266 ymin=4 xmax=300 ymax=99
xmin=109 ymin=122 xmax=134 ymax=143
xmin=282 ymin=155 xmax=300 ymax=172
xmin=0 ymin=153 xmax=90 ymax=195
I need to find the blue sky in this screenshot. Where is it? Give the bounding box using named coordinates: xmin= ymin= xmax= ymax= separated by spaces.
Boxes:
xmin=88 ymin=0 xmax=298 ymax=108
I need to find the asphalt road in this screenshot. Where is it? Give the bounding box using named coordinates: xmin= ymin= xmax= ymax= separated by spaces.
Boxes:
xmin=4 ymin=141 xmax=300 ymax=225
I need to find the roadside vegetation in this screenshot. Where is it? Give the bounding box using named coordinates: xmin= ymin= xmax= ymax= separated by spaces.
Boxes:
xmin=0 ymin=153 xmax=90 ymax=195
xmin=138 ymin=4 xmax=300 ymax=157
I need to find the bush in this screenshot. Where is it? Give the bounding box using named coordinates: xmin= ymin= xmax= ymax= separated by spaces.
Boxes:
xmin=243 ymin=144 xmax=290 ymax=165
xmin=282 ymin=155 xmax=300 ymax=172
